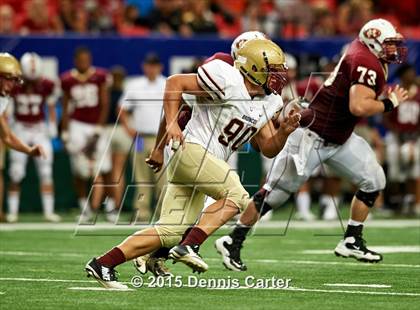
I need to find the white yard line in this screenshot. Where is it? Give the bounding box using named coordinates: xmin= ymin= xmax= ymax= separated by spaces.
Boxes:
xmin=303 ymin=246 xmax=420 ymax=254
xmin=284 ymin=287 xmax=420 ymax=297
xmin=324 ymin=283 xmax=391 ymax=288
xmin=0 ymin=250 xmax=419 ymax=269
xmin=0 ymin=251 xmax=84 ymax=257
xmin=1 ymin=219 xmax=418 ymax=231
xmin=0 ymin=277 xmax=131 ymax=285
xmin=0 ymin=277 xmax=96 ymax=283
xmin=0 ymin=277 xmax=418 ymax=296
xmin=209 ymin=286 xmax=420 ymax=296
xmin=68 ymin=287 xmax=134 ymax=292
xmin=282 ymin=260 xmax=420 ymax=268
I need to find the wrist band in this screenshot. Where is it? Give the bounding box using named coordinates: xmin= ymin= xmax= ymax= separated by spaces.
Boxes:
xmin=382 ymin=99 xmax=394 ymax=112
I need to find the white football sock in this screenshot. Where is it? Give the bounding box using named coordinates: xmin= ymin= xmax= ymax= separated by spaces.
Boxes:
xmin=42 ymin=191 xmax=54 ymax=216
xmin=8 ymin=192 xmax=19 ymax=216
xmin=348 ymin=219 xmax=364 ymax=226
xmin=237 ymin=220 xmax=251 ymax=228
xmin=79 ymin=198 xmax=90 ymax=213
xmin=321 ymin=194 xmax=338 ymax=213
xmin=104 ymin=197 xmax=116 ymax=212
xmin=296 ymin=191 xmax=311 ymax=215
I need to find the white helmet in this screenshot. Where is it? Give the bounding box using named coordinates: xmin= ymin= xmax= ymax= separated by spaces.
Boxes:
xmin=231 ymin=31 xmax=268 ymax=59
xmin=20 ymin=52 xmax=43 ymax=80
xmin=359 ymin=19 xmax=406 ymax=64
xmin=284 ymin=53 xmax=297 ymax=70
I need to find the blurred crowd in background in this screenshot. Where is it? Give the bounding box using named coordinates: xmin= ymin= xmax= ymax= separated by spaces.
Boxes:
xmin=1 ymin=46 xmax=418 ymax=223
xmin=0 ymin=0 xmax=419 ymax=223
xmin=0 ymin=0 xmax=420 ymax=39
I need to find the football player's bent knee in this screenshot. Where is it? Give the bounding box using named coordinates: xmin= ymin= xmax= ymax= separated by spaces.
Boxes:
xmin=252 ymin=189 xmax=273 ymax=216
xmin=154 ymin=225 xmax=184 ymax=248
xmin=360 ymin=165 xmax=386 ymax=192
xmin=355 ymin=190 xmax=380 ymax=208
xmin=9 ymin=164 xmax=25 ymax=183
xmin=224 ymin=188 xmax=250 ymax=212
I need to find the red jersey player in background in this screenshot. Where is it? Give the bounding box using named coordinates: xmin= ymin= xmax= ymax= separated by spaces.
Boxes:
xmin=6 ymin=53 xmax=60 ymax=223
xmin=61 ymin=47 xmax=116 ymax=223
xmin=384 ymin=64 xmax=420 ymax=215
xmin=0 ymin=53 xmax=45 ymax=222
xmin=215 ymin=19 xmax=408 ymax=271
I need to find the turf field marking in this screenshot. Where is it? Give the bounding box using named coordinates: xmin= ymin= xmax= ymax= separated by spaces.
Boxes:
xmin=282 ymin=260 xmax=420 ymax=269
xmin=1 ymin=278 xmax=418 ymax=297
xmin=1 ymin=250 xmax=419 ymax=269
xmin=209 ymin=258 xmax=420 ymax=269
xmin=285 ymin=287 xmax=420 ymax=297
xmin=0 ymin=250 xmax=84 ymax=257
xmin=0 ymin=277 xmax=96 ymax=283
xmin=303 ymin=246 xmax=420 ymax=254
xmin=209 ymin=286 xmax=420 ymax=296
xmin=0 ymin=277 xmax=132 ymax=285
xmin=1 ymin=219 xmax=419 ymax=231
xmin=324 ymin=283 xmax=391 ymax=288
xmin=210 ymin=286 xmax=420 ymax=296
xmin=68 ymin=287 xmax=134 ymax=292
xmin=0 ymin=292 xmax=5 ymax=295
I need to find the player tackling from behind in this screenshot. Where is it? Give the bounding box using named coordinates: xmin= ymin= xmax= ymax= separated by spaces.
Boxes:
xmin=213 ymin=18 xmax=409 ymax=271
xmin=85 ymin=38 xmax=301 ymax=288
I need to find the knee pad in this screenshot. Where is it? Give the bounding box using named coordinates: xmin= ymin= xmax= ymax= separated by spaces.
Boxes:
xmin=355 ymin=190 xmax=380 ymax=208
xmin=9 ymin=163 xmax=25 ymax=183
xmin=252 ymin=189 xmax=273 ymax=216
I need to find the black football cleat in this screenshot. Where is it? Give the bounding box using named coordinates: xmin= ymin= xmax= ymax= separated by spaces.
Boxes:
xmin=85 ymin=258 xmax=128 ymax=289
xmin=215 ymin=235 xmax=247 ymax=271
xmin=168 ymin=245 xmax=208 ymax=273
xmin=334 ymin=236 xmax=383 ymax=263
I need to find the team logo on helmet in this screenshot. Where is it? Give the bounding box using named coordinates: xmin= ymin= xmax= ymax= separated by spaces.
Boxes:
xmin=363 ymin=28 xmax=381 ymax=39
xmin=235 ymin=39 xmax=247 ymax=50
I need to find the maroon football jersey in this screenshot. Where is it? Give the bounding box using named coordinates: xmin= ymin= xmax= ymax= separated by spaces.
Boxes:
xmin=309 ymin=39 xmax=387 ymax=144
xmin=297 ymin=77 xmax=323 ymax=100
xmin=60 ymin=67 xmax=108 ymax=124
xmin=11 ymin=78 xmax=55 ymax=123
xmin=204 ymin=52 xmax=234 ymax=66
xmin=387 ymin=85 xmax=420 ymax=134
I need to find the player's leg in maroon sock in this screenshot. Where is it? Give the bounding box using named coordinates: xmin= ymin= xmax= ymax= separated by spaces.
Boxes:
xmin=97 ymin=247 xmax=126 ymax=268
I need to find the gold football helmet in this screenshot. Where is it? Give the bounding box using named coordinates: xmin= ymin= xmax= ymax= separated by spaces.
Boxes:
xmin=0 ymin=52 xmax=22 ymax=80
xmin=234 ymin=39 xmax=288 ymax=94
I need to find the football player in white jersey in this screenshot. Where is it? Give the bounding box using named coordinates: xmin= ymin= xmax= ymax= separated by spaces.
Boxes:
xmin=0 ymin=53 xmax=44 ymax=154
xmin=85 ymin=39 xmax=300 ymax=288
xmin=134 ymin=31 xmax=282 ymax=277
xmin=0 ymin=53 xmax=45 ymax=221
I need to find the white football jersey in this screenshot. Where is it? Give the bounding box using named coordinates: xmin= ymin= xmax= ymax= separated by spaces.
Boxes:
xmin=184 ymin=59 xmax=283 ymax=160
xmin=0 ymin=96 xmax=10 ymax=115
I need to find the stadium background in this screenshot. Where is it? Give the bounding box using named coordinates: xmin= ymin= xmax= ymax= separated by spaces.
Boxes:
xmin=0 ymin=0 xmax=419 ymax=216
